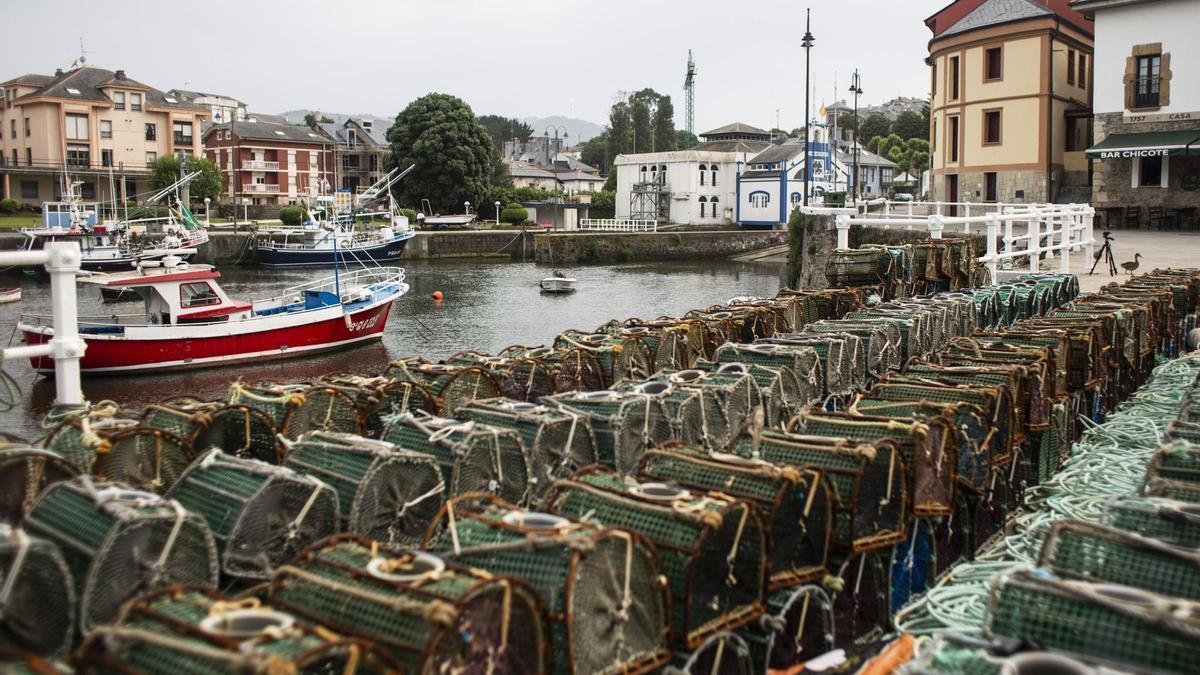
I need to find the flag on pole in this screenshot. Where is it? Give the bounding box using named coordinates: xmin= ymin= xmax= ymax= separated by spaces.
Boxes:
xmin=817 ymin=101 xmax=826 ymax=119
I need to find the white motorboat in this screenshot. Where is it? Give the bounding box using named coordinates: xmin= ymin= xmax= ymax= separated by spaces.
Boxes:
xmin=539 ymin=272 xmax=576 ymax=294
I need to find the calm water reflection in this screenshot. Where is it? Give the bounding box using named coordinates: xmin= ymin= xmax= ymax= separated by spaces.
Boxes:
xmin=0 ymin=258 xmax=784 ymax=438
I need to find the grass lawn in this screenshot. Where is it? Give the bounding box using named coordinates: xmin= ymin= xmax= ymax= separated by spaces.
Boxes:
xmin=0 ymin=215 xmax=41 ymax=229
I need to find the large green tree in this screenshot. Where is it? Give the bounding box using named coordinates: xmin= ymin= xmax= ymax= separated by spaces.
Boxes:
xmin=385 ymin=93 xmax=498 ymax=213
xmin=477 ymin=114 xmax=533 ymax=151
xmin=892 ymin=111 xmax=927 ymax=140
xmin=859 ymin=113 xmax=892 ymax=145
xmin=631 ymin=98 xmax=651 ymax=153
xmin=653 ymin=95 xmax=676 ymax=153
xmin=675 ymin=129 xmax=698 ymax=149
xmin=609 ymin=104 xmax=633 ymax=161
xmin=149 ymin=155 xmax=222 ymax=204
xmin=580 ymin=130 xmax=610 ymax=172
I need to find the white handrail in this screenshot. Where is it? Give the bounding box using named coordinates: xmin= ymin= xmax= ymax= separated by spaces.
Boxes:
xmin=579 ymin=219 xmax=657 ymax=232
xmin=2 ymin=242 xmax=85 ymax=405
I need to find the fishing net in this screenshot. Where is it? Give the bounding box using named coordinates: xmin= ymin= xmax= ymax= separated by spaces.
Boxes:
xmin=382 ymin=359 xmax=502 ymax=415
xmin=731 ymin=430 xmax=906 ymax=552
xmin=423 ymin=494 xmax=671 ymax=675
xmin=542 ymin=389 xmax=674 ymax=474
xmin=757 ymin=333 xmax=852 ymax=399
xmin=714 ymin=343 xmax=822 ymax=412
xmin=636 ymin=445 xmax=831 ymax=590
xmin=23 ymin=477 xmax=218 ymax=632
xmin=499 ymin=345 xmax=606 ymax=395
xmin=790 ymin=411 xmax=958 ymax=517
xmin=668 ymin=631 xmax=755 ymax=675
xmin=830 ymin=548 xmax=891 ymax=642
xmin=1101 ymin=495 xmax=1200 ymax=549
xmin=554 ymin=330 xmax=654 ymax=386
xmin=382 ymin=414 xmax=531 ymax=506
xmin=0 ymin=446 xmax=78 ymax=524
xmin=281 ymin=431 xmax=445 ymax=546
xmin=0 ymin=526 xmax=74 ymax=658
xmin=1038 ymin=519 xmax=1200 ymax=601
xmin=270 ymin=533 xmax=547 ymax=674
xmin=656 ymin=368 xmax=762 ymax=452
xmin=78 ymin=586 xmax=399 ymax=674
xmin=43 ymin=416 xmax=192 ymax=495
xmin=984 ymin=568 xmax=1200 ymax=674
xmin=167 ymin=449 xmax=339 ymax=580
xmin=736 ymin=586 xmax=835 ymax=674
xmin=613 ymin=380 xmax=708 ymax=447
xmin=142 ymin=399 xmax=280 ymax=464
xmin=544 ymin=467 xmax=768 ymax=648
xmin=318 ymin=372 xmax=438 ymax=435
xmin=457 ymin=398 xmax=597 ymax=498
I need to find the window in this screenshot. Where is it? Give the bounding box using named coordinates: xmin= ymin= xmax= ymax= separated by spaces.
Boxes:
xmin=931 ymin=62 xmax=937 ymax=97
xmin=710 ymin=197 xmax=719 ymax=217
xmin=100 ymin=120 xmax=112 ymax=139
xmin=8 ymin=119 xmax=13 ymax=138
xmin=699 ymin=195 xmax=707 ymax=218
xmin=180 ymin=282 xmax=220 ymax=308
xmin=984 ymin=172 xmax=998 ymax=202
xmin=640 ymin=165 xmax=647 ymax=181
xmin=9 ymin=149 xmax=15 ymax=166
xmin=164 ymin=96 xmax=178 ymax=104
xmin=1138 ymin=156 xmax=1163 ymax=187
xmin=80 ymin=182 xmax=95 ymax=200
xmin=983 ymin=110 xmax=1001 ymax=144
xmin=21 ymin=181 xmax=37 ymax=199
xmin=101 ymin=149 xmax=113 ymax=167
xmin=145 ymin=123 xmax=156 ymax=141
xmin=25 ymin=148 xmax=31 ymax=166
xmin=65 ymin=113 xmax=89 ymax=140
xmin=173 ymin=121 xmax=193 ymax=146
xmin=949 ymin=55 xmax=960 ymax=100
xmin=791 ymin=192 xmax=803 ymax=207
xmin=65 ymin=87 xmax=81 ymax=96
xmin=699 ymin=164 xmax=707 ymax=186
xmin=985 ymin=47 xmax=1002 ymax=81
xmin=113 ymin=91 xmax=125 ymax=110
xmin=1065 ymin=117 xmax=1087 ymax=151
xmin=1067 ymin=50 xmax=1076 ymax=86
xmin=1078 ymin=54 xmax=1087 ymax=90
xmin=748 ymin=191 xmax=770 ymax=208
xmin=949 ymin=116 xmax=960 ymax=162
xmin=23 ymin=117 xmax=29 ymax=137
xmin=66 ymin=144 xmax=89 ymax=167
xmin=146 ymin=151 xmax=157 ymax=164
xmin=711 ymin=167 xmax=718 ymax=186
xmin=130 ymin=93 xmax=142 ymax=111
xmin=1133 ymin=54 xmax=1161 ymax=108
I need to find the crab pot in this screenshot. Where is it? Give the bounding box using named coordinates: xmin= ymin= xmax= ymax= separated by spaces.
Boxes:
xmin=1038 ymin=519 xmax=1200 ymax=601
xmin=23 ymin=477 xmax=217 ymax=633
xmin=554 ymin=330 xmax=654 ymax=386
xmin=715 ymin=343 xmax=822 ymax=408
xmin=985 ymin=568 xmax=1200 ymax=674
xmin=613 ymin=379 xmax=708 ymax=447
xmin=457 ymin=398 xmax=597 ymax=498
xmin=843 ymin=311 xmax=932 ymax=362
xmin=636 ymin=446 xmax=831 ymax=590
xmin=43 ymin=417 xmax=192 ymax=495
xmin=143 ymin=400 xmax=280 ymax=464
xmin=544 ymin=467 xmax=768 ymax=649
xmin=1146 ymin=440 xmax=1200 ymax=487
xmin=271 ymin=534 xmax=548 ymax=674
xmin=669 ymin=631 xmax=755 ymax=675
xmin=79 ymin=586 xmax=399 ymax=674
xmin=1102 ymin=495 xmax=1200 ymax=549
xmin=318 ymin=373 xmax=438 ymax=435
xmin=499 ymin=345 xmax=606 ymax=395
xmin=140 ymin=398 xmax=222 ymax=446
xmin=0 ymin=446 xmax=78 ymax=523
xmin=791 ymin=411 xmax=958 ymax=517
xmin=683 ymin=311 xmax=752 ymax=348
xmin=775 ymin=288 xmax=865 ymax=324
xmin=931 ymin=493 xmax=972 ymax=573
xmin=694 ymin=305 xmax=788 ymax=343
xmin=732 ymin=431 xmax=906 ymax=552
xmin=445 ymin=350 xmax=516 ymax=388
xmin=830 ymin=548 xmax=891 ymax=644
xmin=867 ymin=380 xmax=1017 ymax=463
xmin=227 ymin=382 xmax=307 ymax=435
xmin=824 ymin=248 xmax=897 ymax=291
xmin=607 ymin=323 xmax=694 ymax=371
xmin=690 ymin=361 xmax=800 ymax=430
xmin=756 ymin=333 xmax=855 ymax=399
xmin=382 ymin=360 xmax=502 ymax=415
xmin=0 ymin=527 xmax=75 ymax=658
xmin=888 ymin=517 xmax=936 ymax=613
xmin=655 ymin=367 xmax=762 ymax=452
xmin=231 ymin=383 xmax=365 ymax=440
xmin=167 ymin=450 xmax=339 ymax=581
xmin=422 ymin=495 xmax=671 ymax=675
xmin=281 ymin=431 xmax=444 ymax=546
xmin=802 ymin=320 xmax=902 ymax=378
xmin=736 ymin=586 xmax=835 ymax=675
xmin=542 ymin=389 xmax=674 ymax=474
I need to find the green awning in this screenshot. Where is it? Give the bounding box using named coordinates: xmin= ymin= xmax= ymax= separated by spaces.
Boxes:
xmin=1086 ymin=130 xmax=1200 ymax=159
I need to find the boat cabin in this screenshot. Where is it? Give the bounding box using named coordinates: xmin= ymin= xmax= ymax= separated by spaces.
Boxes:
xmin=82 ymin=263 xmax=254 ymax=325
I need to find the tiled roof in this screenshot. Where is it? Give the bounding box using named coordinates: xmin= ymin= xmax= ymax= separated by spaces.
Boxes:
xmin=1 ymin=73 xmax=54 ymax=87
xmin=692 ymin=139 xmax=773 ymax=153
xmin=749 ymin=140 xmax=805 ymax=165
xmin=10 ymin=66 xmax=205 ymax=112
xmin=939 ymin=0 xmax=1092 ymax=38
xmin=206 ymin=117 xmax=331 ymax=143
xmin=700 ymin=122 xmax=770 ymax=138
xmin=506 ymin=161 xmax=557 ymax=179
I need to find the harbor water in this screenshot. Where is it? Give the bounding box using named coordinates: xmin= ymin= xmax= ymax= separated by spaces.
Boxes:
xmin=0 ymin=258 xmax=784 ymax=439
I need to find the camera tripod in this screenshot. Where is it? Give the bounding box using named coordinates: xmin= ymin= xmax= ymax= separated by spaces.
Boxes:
xmin=1090 ymin=231 xmax=1118 ymax=276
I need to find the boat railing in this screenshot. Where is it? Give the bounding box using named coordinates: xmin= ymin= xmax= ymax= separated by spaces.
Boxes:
xmin=279 ymin=266 xmax=406 ymax=299
xmin=257 ymin=226 xmax=409 ymax=250
xmin=20 ymin=313 xmax=151 ymax=329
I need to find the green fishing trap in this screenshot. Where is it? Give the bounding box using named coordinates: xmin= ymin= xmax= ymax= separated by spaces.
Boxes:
xmin=714 ymin=342 xmax=822 ymax=410
xmin=735 ymin=585 xmax=835 ymax=675
xmin=802 ymin=319 xmax=902 ymax=377
xmin=318 ymin=373 xmax=438 ymax=435
xmin=0 ymin=445 xmax=78 ymax=524
xmin=228 ymin=381 xmax=363 ymax=440
xmin=668 ymin=631 xmax=755 ymax=675
xmin=554 ymin=330 xmax=654 ymax=386
xmin=825 ymin=248 xmax=897 ymax=291
xmin=382 ymin=359 xmax=502 ymax=416
xmin=1150 ymin=442 xmax=1200 ymax=486
xmin=542 ymin=389 xmax=674 ymax=474
xmin=498 ymin=345 xmax=606 ymax=396
xmin=870 ymin=378 xmax=1018 ymax=456
xmin=0 ymin=526 xmax=75 ymax=659
xmin=43 ymin=414 xmax=193 ymax=495
xmin=141 ymin=398 xmax=280 ymax=464
xmin=612 ymin=379 xmax=709 ymax=447
xmin=652 ymin=368 xmax=762 ymax=453
xmin=756 ymin=333 xmax=853 ymax=398
xmin=843 ymin=309 xmax=932 ymax=362
xmin=1102 ymin=495 xmax=1200 ymax=549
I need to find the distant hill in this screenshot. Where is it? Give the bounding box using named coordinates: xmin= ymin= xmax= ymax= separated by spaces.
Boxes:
xmin=520 ymin=116 xmax=605 ymax=143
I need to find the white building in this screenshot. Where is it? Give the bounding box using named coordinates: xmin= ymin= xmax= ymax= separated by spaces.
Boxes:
xmin=168 ymin=89 xmax=245 ymax=124
xmin=737 ymin=133 xmax=848 ymax=227
xmin=839 ymin=145 xmax=899 ymax=199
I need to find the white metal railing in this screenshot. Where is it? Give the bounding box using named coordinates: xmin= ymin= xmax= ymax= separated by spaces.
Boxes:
xmin=243 ymin=183 xmax=281 ymax=193
xmin=2 ymin=242 xmax=85 ymax=405
xmin=579 ymin=219 xmax=658 ymax=232
xmin=835 ymin=202 xmax=1095 ymax=279
xmin=279 ymin=266 xmax=406 ymax=300
xmin=242 ymin=160 xmax=280 ymax=171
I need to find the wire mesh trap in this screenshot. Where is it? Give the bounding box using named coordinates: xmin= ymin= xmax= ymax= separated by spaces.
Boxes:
xmin=382 ymin=359 xmax=502 ymax=415
xmin=280 ymin=431 xmax=445 ymax=546
xmin=167 ymin=450 xmax=339 ymax=581
xmin=498 ymin=345 xmax=606 ymax=397
xmin=755 ymin=333 xmax=851 ymax=401
xmin=714 ymin=343 xmax=822 ymax=411
xmin=689 ymin=361 xmax=800 ymax=431
xmin=318 ymin=373 xmax=438 ymax=435
xmin=227 ymin=382 xmax=308 ymax=437
xmin=78 ymin=585 xmax=399 ymax=674
xmin=382 ymin=414 xmax=531 ymax=506
xmin=735 ymin=585 xmax=835 ymax=675
xmin=825 ymin=248 xmax=898 ymax=294
xmin=142 ymin=399 xmax=280 ymax=464
xmin=0 ymin=526 xmax=75 ymax=659
xmin=654 ymin=368 xmax=762 ymax=452
xmin=270 ymin=533 xmax=548 ymax=674
xmin=543 ymin=467 xmax=768 ymax=649
xmin=731 ymin=430 xmax=907 ymax=553
xmin=830 ymin=548 xmax=892 ymax=644
xmin=43 ymin=416 xmax=192 ymax=495
xmin=666 ymin=631 xmax=755 ymax=675
xmin=422 ymin=494 xmax=671 ymax=675
xmin=542 ymin=389 xmax=674 ymax=474
xmin=1145 ymin=440 xmax=1200 ymax=488
xmin=23 ymin=477 xmax=218 ymax=633
xmin=554 ymin=330 xmax=654 ymax=386
xmin=457 ymin=398 xmax=597 ymax=499
xmin=1101 ymin=495 xmax=1200 ymax=550
xmin=802 ymin=320 xmax=902 ymax=379
xmin=636 ymin=445 xmax=831 ymax=590
xmin=0 ymin=446 xmax=78 ymax=524
xmin=601 ymin=322 xmax=695 ymax=372
xmin=612 ymin=380 xmax=709 ymax=447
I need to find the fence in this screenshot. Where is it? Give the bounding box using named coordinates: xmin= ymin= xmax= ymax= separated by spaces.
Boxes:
xmin=0 ymin=242 xmax=85 ymax=406
xmin=578 ymin=219 xmax=658 ymax=232
xmin=835 ymin=201 xmax=1095 ymax=278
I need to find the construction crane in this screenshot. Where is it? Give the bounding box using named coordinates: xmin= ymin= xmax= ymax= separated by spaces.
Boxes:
xmin=683 ymin=50 xmax=696 ymax=136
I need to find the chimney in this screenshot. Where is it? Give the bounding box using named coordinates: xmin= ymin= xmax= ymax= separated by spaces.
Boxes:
xmin=115 ymin=70 xmax=126 ymax=80
xmin=55 ymin=68 xmax=63 ymax=77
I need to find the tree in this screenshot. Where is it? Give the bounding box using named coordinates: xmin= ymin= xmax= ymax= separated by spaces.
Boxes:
xmin=149 ymin=155 xmax=222 ymax=204
xmin=303 ymin=111 xmax=333 ymax=127
xmin=499 ymin=202 xmax=528 ymax=226
xmin=631 ymin=98 xmax=651 ymax=153
xmin=675 ymin=129 xmax=698 ymax=149
xmin=385 ymin=93 xmax=499 ymax=213
xmin=609 ymin=103 xmax=633 ymax=161
xmin=580 ymin=131 xmax=610 ymax=173
xmin=478 ymin=114 xmax=533 ymax=151
xmin=590 ymin=190 xmax=616 ymax=219
xmin=836 ymin=113 xmax=858 ymax=135
xmin=859 ymin=114 xmax=891 ymax=145
xmin=877 ymin=133 xmax=905 ymax=160
xmin=892 ymin=111 xmax=927 ymax=140
xmin=653 ymin=95 xmax=676 ymax=153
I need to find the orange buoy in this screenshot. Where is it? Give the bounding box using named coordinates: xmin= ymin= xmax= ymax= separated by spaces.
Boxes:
xmin=431 ymin=290 xmax=444 ymax=301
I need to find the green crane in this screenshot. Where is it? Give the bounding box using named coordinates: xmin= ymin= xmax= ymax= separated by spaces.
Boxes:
xmin=684 ymin=50 xmax=696 ymax=136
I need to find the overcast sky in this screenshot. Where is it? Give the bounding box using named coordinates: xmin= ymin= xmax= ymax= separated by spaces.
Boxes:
xmin=9 ymin=0 xmax=946 ymax=131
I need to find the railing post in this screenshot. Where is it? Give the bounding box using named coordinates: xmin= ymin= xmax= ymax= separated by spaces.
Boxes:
xmin=1059 ymin=213 xmax=1071 ymax=273
xmin=929 ymin=213 xmax=945 ymax=239
xmin=1043 ymin=208 xmax=1056 ymax=261
xmin=835 ymin=215 xmax=851 ymax=249
xmin=1027 ymin=205 xmax=1041 ymax=272
xmin=1003 ymin=207 xmax=1014 ymax=256
xmin=985 ymin=213 xmax=1000 ymax=280
xmin=44 ymin=242 xmax=85 ymax=406
xmin=906 ymin=200 xmax=913 ymax=219
xmin=1084 ymin=206 xmax=1095 ymax=264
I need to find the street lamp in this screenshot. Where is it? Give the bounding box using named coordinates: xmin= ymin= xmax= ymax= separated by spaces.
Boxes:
xmin=494 ymin=201 xmax=501 ymax=228
xmin=848 ymin=70 xmax=864 ymax=203
xmin=203 ymin=197 xmax=211 ymax=225
xmin=544 ymin=125 xmax=568 ymax=165
xmin=802 ymin=8 xmax=814 ymax=207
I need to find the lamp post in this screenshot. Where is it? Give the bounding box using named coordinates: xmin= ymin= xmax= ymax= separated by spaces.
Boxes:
xmin=464 ymin=201 xmax=470 ymax=216
xmin=543 ymin=125 xmax=568 ymax=165
xmin=802 ymin=9 xmax=814 ymax=207
xmin=203 ymin=197 xmax=211 ymax=225
xmin=494 ymin=201 xmax=501 ymax=228
xmin=848 ymin=70 xmax=863 ymax=203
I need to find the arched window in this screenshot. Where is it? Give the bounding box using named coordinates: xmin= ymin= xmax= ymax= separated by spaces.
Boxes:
xmin=698 ymin=195 xmax=708 ymax=219
xmin=710 ymin=196 xmax=719 ymax=218
xmin=699 ymin=164 xmax=707 ymax=186
xmin=748 ymin=191 xmax=770 ymax=208
xmin=640 ymin=165 xmax=647 ymax=182
xmin=711 ymin=167 xmax=718 ymax=186
xmin=790 ymin=192 xmax=803 ymax=207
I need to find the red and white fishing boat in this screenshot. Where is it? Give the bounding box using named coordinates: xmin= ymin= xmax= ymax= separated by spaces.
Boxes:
xmin=18 ymin=259 xmax=408 ymax=374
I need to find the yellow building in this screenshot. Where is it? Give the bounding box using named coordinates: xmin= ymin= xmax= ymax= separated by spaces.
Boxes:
xmin=0 ymin=65 xmax=207 ymax=206
xmin=925 ymin=0 xmax=1094 ymax=207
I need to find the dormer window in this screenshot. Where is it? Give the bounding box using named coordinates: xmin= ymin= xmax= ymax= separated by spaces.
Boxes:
xmin=113 ymin=91 xmax=125 ymax=110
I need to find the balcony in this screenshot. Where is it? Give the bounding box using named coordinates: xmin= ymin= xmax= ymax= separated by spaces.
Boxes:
xmin=1128 ymin=77 xmax=1161 ymax=109
xmin=173 ymin=134 xmax=195 ymax=146
xmin=243 ymin=183 xmax=280 ymax=194
xmin=241 ymin=160 xmax=280 ymax=171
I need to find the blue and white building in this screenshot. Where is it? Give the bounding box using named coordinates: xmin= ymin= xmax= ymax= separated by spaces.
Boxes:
xmin=736 ymin=127 xmax=849 ymax=228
